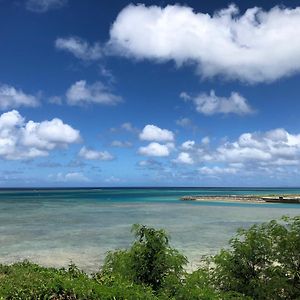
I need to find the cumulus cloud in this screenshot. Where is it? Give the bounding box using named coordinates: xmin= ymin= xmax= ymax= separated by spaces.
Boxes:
xmin=179 ymin=128 xmax=300 ymax=177
xmin=174 ymin=152 xmax=194 ymax=164
xmin=22 ymin=119 xmax=80 ymax=149
xmin=79 ymin=146 xmax=114 ymax=161
xmin=139 ymin=142 xmax=173 ymax=157
xmin=55 ymin=37 xmax=103 ymax=61
xmin=108 ymin=4 xmax=300 ymax=83
xmin=0 ymin=110 xmax=80 ymax=160
xmin=216 ymin=128 xmax=300 ymax=165
xmin=139 ymin=125 xmax=174 ymax=142
xmin=181 ymin=90 xmax=253 ymax=115
xmin=158 ymin=127 xmax=300 ymax=180
xmin=66 ymin=80 xmax=122 ymax=106
xmin=26 ymin=0 xmax=67 ymax=13
xmin=0 ymin=84 xmax=39 ymax=110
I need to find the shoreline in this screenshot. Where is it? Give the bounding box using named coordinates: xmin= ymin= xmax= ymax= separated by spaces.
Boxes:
xmin=180 ymin=194 xmax=300 ymax=204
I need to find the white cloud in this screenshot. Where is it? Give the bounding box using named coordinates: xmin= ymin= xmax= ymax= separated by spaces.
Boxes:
xmin=109 ymin=4 xmax=300 ymax=83
xmin=48 ymin=96 xmax=62 ymax=105
xmin=0 ymin=110 xmax=80 ymax=160
xmin=66 ymin=80 xmax=121 ymax=106
xmin=137 ymin=159 xmax=163 ymax=170
xmin=105 ymin=176 xmax=122 ymax=183
xmin=176 ymin=117 xmax=192 ymax=128
xmin=26 ymin=0 xmax=67 ymax=13
xmin=139 ymin=124 xmax=174 ymax=142
xmin=201 ymin=136 xmax=210 ymax=145
xmin=174 ymin=152 xmax=194 ymax=164
xmin=181 ymin=140 xmax=195 ymax=150
xmin=179 ymin=92 xmax=190 ymax=101
xmin=177 ymin=128 xmax=300 ymax=172
xmin=139 ymin=142 xmax=172 ymax=157
xmin=50 ymin=172 xmax=89 ymax=182
xmin=121 ymin=122 xmax=136 ymax=132
xmin=100 ymin=66 xmax=115 ymax=82
xmin=79 ymin=146 xmax=114 ymax=161
xmin=0 ymin=84 xmax=39 ymax=110
xmin=216 ymin=129 xmax=300 ymax=165
xmin=199 ymin=166 xmax=238 ymax=175
xmin=152 ymin=127 xmax=300 ymax=179
xmin=55 ymin=37 xmax=102 ymax=61
xmin=22 ymin=119 xmax=81 ymax=149
xmin=181 ymin=90 xmax=253 ymax=115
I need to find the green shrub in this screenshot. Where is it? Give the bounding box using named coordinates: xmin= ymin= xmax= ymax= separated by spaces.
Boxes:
xmin=98 ymin=224 xmax=188 ymax=292
xmin=0 ymin=261 xmax=157 ymax=299
xmin=211 ymin=216 xmax=300 ymax=299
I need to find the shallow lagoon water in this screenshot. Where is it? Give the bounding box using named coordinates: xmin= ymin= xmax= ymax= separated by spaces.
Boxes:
xmin=0 ymin=187 xmax=300 ymax=272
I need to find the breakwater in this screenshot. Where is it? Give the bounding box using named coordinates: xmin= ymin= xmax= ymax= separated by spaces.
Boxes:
xmin=180 ymin=195 xmax=300 ymax=204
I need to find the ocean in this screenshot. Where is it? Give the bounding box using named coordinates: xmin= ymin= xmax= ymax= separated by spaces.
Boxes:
xmin=0 ymin=187 xmax=300 ymax=272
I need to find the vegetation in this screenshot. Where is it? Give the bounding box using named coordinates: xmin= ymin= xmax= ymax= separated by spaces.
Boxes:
xmin=98 ymin=224 xmax=187 ymax=291
xmin=212 ymin=216 xmax=300 ymax=299
xmin=0 ymin=262 xmax=156 ymax=299
xmin=0 ymin=216 xmax=299 ymax=299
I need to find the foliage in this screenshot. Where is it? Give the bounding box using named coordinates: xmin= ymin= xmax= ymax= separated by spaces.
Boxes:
xmin=98 ymin=224 xmax=188 ymax=292
xmin=162 ymin=268 xmax=220 ymax=300
xmin=211 ymin=216 xmax=300 ymax=300
xmin=0 ymin=261 xmax=157 ymax=299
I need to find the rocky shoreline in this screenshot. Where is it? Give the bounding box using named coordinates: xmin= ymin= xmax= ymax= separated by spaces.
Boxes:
xmin=180 ymin=195 xmax=300 ymax=204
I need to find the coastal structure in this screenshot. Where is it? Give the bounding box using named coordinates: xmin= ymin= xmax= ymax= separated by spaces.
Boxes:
xmin=180 ymin=195 xmax=300 ymax=204
xmin=261 ymin=196 xmax=300 ymax=204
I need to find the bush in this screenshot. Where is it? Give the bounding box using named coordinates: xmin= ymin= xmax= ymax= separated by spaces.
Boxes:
xmin=0 ymin=261 xmax=157 ymax=299
xmin=211 ymin=216 xmax=300 ymax=299
xmin=98 ymin=224 xmax=188 ymax=292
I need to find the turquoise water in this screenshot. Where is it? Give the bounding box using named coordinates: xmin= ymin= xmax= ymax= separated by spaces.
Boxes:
xmin=0 ymin=187 xmax=300 ymax=272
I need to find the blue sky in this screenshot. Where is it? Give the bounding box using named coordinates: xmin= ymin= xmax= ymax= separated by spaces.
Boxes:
xmin=1 ymin=0 xmax=300 ymax=187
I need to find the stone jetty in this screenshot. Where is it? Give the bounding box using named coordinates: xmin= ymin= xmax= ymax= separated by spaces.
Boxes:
xmin=180 ymin=195 xmax=300 ymax=204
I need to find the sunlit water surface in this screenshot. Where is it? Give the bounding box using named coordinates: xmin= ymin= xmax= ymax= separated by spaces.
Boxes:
xmin=0 ymin=187 xmax=300 ymax=272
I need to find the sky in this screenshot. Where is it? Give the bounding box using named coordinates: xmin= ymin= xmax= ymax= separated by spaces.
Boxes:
xmin=1 ymin=0 xmax=300 ymax=187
